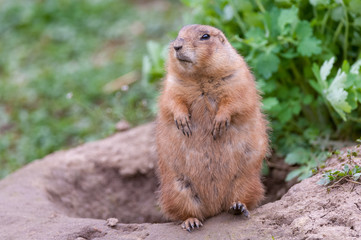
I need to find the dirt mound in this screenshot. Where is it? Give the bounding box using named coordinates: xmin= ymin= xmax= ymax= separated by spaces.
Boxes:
xmin=0 ymin=123 xmax=360 ymax=240
xmin=44 ymin=123 xmax=163 ymax=223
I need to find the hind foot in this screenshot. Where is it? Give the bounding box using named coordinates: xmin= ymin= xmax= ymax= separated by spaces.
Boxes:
xmin=181 ymin=218 xmax=203 ymax=232
xmin=228 ymin=201 xmax=250 ymax=217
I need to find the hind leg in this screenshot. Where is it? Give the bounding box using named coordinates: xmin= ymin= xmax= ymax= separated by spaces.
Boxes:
xmin=226 ymin=173 xmax=264 ymax=217
xmin=159 ymin=173 xmax=205 ymax=232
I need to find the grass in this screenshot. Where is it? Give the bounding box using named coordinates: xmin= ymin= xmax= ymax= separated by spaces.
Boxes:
xmin=0 ymin=0 xmax=183 ymax=178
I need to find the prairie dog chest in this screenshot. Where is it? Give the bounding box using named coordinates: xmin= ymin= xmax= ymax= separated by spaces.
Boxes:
xmin=199 ymin=77 xmax=223 ymax=95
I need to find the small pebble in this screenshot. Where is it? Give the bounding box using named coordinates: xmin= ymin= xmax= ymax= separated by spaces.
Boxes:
xmin=115 ymin=121 xmax=130 ymax=132
xmin=106 ymin=218 xmax=119 ymax=227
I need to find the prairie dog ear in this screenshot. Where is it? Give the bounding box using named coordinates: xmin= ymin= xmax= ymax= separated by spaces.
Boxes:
xmin=218 ymin=33 xmax=225 ymax=44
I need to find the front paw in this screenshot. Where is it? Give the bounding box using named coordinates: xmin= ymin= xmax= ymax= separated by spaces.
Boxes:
xmin=211 ymin=114 xmax=230 ymax=140
xmin=174 ymin=114 xmax=192 ymax=137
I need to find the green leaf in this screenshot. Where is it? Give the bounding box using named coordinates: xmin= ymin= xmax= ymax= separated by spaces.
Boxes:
xmin=341 ymin=60 xmax=350 ymax=73
xmin=326 ymin=88 xmax=351 ymax=120
xmin=331 ymin=6 xmax=343 ymax=21
xmin=349 ymin=0 xmax=361 ymax=15
xmin=141 ymin=56 xmax=151 ymax=85
xmin=276 ymin=0 xmax=293 ymax=7
xmin=303 ymin=127 xmax=320 ymax=140
xmin=326 ymin=70 xmax=352 ymax=120
xmin=297 ymin=36 xmax=322 ymax=57
xmin=291 ymin=101 xmax=302 ymax=115
xmin=223 ymin=4 xmax=234 ymax=21
xmin=353 ymin=173 xmax=361 ymax=181
xmin=286 ymin=168 xmax=304 ymax=181
xmin=310 ymin=0 xmax=330 ymax=6
xmin=312 ymin=63 xmax=328 ymax=91
xmin=320 ymin=57 xmax=335 ymax=82
xmin=254 ymin=52 xmax=280 ymax=79
xmin=298 ymin=168 xmax=313 ymax=180
xmin=303 ymin=95 xmax=313 ymax=104
xmin=234 ymin=0 xmax=253 ymax=12
xmin=345 ymin=72 xmax=356 ymax=89
xmin=281 ymin=49 xmax=298 ymax=59
xmin=309 ymin=80 xmax=322 ymax=94
xmin=354 ymin=17 xmax=361 ymax=27
xmin=285 ymin=147 xmax=309 ymax=165
xmin=295 ymin=21 xmax=312 ymax=39
xmin=262 ymin=97 xmax=279 ymax=111
xmin=245 ymin=27 xmax=266 ymax=43
xmin=317 ymin=176 xmax=331 ymax=185
xmin=278 ymin=105 xmax=293 ymax=123
xmin=347 ymin=90 xmax=358 ymax=110
xmin=312 ymin=63 xmax=321 ymax=82
xmin=350 ymin=59 xmax=361 ymax=74
xmin=278 ymin=5 xmax=299 ymax=34
xmin=146 ymin=41 xmax=163 ymax=67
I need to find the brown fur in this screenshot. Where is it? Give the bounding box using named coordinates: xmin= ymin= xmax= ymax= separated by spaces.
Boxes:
xmin=156 ymin=24 xmax=269 ymax=228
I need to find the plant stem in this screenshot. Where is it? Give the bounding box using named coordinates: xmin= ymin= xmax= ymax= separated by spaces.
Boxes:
xmin=348 ymin=116 xmax=361 ymax=123
xmin=345 ymin=179 xmax=361 ymax=185
xmin=330 ymin=175 xmax=347 ymax=188
xmin=289 ymin=61 xmax=318 ymax=121
xmin=332 ymin=21 xmax=343 ymax=44
xmin=342 ymin=2 xmax=349 ymax=60
xmin=254 ymin=0 xmax=266 ymax=13
xmin=321 ymin=9 xmax=330 ymax=35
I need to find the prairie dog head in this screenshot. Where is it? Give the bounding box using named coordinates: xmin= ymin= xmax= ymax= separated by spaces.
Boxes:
xmin=168 ymin=24 xmax=239 ymax=77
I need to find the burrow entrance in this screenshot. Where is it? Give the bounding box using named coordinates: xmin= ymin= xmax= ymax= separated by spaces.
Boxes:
xmin=45 ymin=155 xmax=294 ymax=224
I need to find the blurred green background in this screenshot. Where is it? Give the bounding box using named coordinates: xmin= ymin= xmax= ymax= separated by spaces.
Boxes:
xmin=0 ymin=0 xmax=183 ymax=177
xmin=1 ymin=0 xmax=360 ymax=180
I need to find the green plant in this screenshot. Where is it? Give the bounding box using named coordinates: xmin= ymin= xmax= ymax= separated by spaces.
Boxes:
xmin=318 ymin=164 xmax=361 ymax=186
xmin=0 ymin=0 xmax=182 ymax=178
xmin=141 ymin=0 xmax=361 ymax=180
xmin=318 ymin=137 xmax=361 ymax=186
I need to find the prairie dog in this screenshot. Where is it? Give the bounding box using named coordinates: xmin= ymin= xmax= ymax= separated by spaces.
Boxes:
xmin=156 ymin=24 xmax=269 ymax=231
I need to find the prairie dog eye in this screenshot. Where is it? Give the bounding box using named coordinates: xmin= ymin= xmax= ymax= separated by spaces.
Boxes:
xmin=200 ymin=34 xmax=210 ymax=40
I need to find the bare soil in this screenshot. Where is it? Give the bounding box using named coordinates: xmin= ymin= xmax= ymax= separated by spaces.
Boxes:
xmin=0 ymin=123 xmax=360 ymax=240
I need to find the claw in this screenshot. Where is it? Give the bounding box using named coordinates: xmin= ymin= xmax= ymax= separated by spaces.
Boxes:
xmin=181 ymin=218 xmax=203 ymax=232
xmin=175 ymin=114 xmax=192 ymax=137
xmin=229 ymin=202 xmax=250 ymax=218
xmin=232 ymin=203 xmax=237 ymax=210
xmin=243 ymin=209 xmax=250 ymax=218
xmin=211 ymin=116 xmax=230 ymax=140
xmin=218 ymin=122 xmax=223 ymax=138
xmin=186 ymin=118 xmax=192 ymax=136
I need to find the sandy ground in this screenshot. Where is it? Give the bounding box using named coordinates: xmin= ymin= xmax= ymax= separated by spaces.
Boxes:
xmin=0 ymin=123 xmax=360 ymax=240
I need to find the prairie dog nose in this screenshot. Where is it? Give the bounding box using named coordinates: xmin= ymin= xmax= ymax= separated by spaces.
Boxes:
xmin=174 ymin=45 xmax=182 ymax=51
xmin=173 ymin=38 xmax=184 ymax=51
